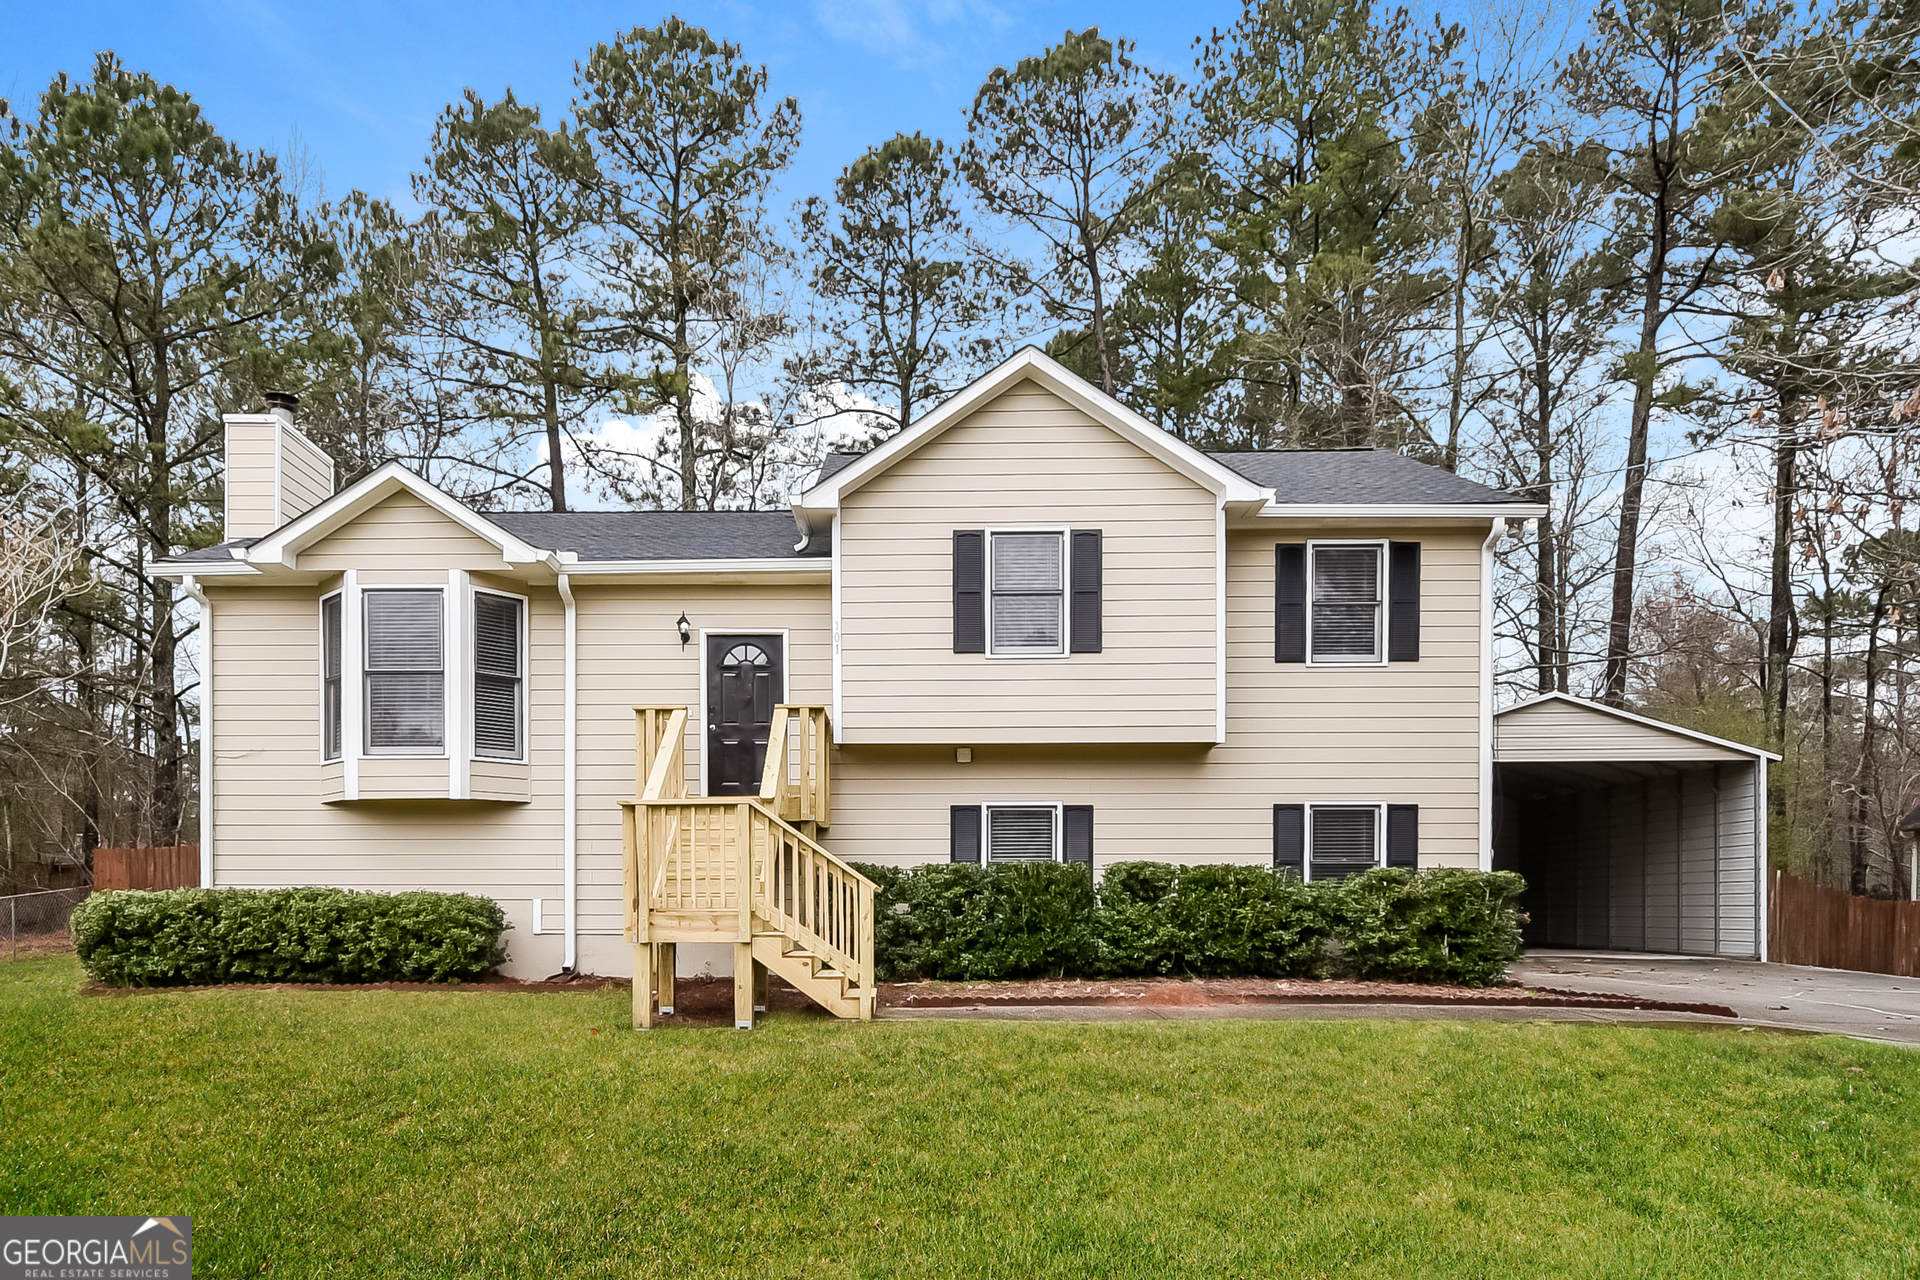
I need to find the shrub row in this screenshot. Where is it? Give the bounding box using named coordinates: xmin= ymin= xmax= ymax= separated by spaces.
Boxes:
xmin=72 ymin=887 xmax=509 ymax=986
xmin=855 ymin=862 xmax=1527 ymax=987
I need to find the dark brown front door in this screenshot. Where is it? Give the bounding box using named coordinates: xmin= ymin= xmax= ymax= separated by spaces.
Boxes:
xmin=706 ymin=634 xmax=783 ymax=795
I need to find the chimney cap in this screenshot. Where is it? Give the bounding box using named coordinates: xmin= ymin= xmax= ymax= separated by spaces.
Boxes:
xmin=264 ymin=391 xmax=300 ymax=413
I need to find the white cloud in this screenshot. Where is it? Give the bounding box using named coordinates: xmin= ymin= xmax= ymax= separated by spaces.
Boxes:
xmin=811 ymin=0 xmax=1011 ymax=68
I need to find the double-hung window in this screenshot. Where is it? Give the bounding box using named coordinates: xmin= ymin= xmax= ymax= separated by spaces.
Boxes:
xmin=989 ymin=530 xmax=1066 ymax=656
xmin=329 ymin=585 xmax=528 ymax=762
xmin=320 ymin=593 xmax=343 ymax=761
xmin=364 ymin=589 xmax=446 ymax=754
xmin=1309 ymin=542 xmax=1384 ymax=663
xmin=472 ymin=591 xmax=525 ymax=759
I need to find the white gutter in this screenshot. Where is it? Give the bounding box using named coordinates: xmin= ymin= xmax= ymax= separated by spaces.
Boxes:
xmin=1479 ymin=519 xmax=1506 ymax=871
xmin=557 ymin=572 xmax=579 ymax=973
xmin=1256 ymin=503 xmax=1550 ymax=520
xmin=181 ymin=575 xmax=214 ymax=888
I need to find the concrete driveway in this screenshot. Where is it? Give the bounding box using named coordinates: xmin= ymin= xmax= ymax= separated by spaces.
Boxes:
xmin=1514 ymin=950 xmax=1920 ymax=1047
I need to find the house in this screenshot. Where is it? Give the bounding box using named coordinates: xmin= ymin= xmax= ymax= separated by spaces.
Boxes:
xmin=160 ymin=347 xmax=1570 ymax=1020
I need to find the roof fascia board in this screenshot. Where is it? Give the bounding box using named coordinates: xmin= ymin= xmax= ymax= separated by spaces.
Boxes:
xmin=151 ymin=559 xmax=261 ymax=580
xmin=1497 ymin=691 xmax=1781 ymax=761
xmin=1254 ymin=503 xmax=1551 ymax=520
xmin=798 ymin=347 xmax=1269 ymax=511
xmin=560 ymin=558 xmax=830 ymax=580
xmin=246 ymin=463 xmax=545 ymax=569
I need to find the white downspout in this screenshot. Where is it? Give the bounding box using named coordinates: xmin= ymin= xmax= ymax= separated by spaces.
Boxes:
xmin=557 ymin=572 xmax=578 ymax=972
xmin=182 ymin=575 xmax=214 ymax=888
xmin=1479 ymin=519 xmax=1506 ymax=872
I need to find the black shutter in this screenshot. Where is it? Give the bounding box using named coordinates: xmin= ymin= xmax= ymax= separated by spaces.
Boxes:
xmin=953 ymin=531 xmax=985 ymax=653
xmin=950 ymin=805 xmax=981 ymax=863
xmin=1063 ymin=806 xmax=1094 ymax=867
xmin=1273 ymin=804 xmax=1305 ymax=875
xmin=1386 ymin=805 xmax=1419 ymax=869
xmin=1275 ymin=544 xmax=1306 ymax=662
xmin=1388 ymin=542 xmax=1421 ymax=661
xmin=1070 ymin=530 xmax=1103 ymax=653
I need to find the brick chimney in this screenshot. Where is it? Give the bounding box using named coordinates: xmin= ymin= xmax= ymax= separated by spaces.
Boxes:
xmin=222 ymin=392 xmax=336 ymax=542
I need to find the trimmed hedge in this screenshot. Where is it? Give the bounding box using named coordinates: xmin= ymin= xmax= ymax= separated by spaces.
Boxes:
xmin=71 ymin=888 xmax=509 ymax=987
xmin=856 ymin=861 xmax=1526 ymax=987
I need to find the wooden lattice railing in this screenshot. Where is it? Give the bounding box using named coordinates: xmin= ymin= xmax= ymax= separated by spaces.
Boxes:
xmin=620 ymin=704 xmax=873 ymax=1027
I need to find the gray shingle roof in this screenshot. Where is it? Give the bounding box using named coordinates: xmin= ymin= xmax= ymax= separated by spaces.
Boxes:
xmin=815 ymin=452 xmax=862 ymax=482
xmin=166 ymin=540 xmax=257 ymax=562
xmin=1209 ymin=448 xmax=1529 ymax=505
xmin=166 ymin=447 xmax=1519 ymax=570
xmin=817 ymin=446 xmax=1529 ymax=506
xmin=490 ymin=510 xmax=824 ymax=561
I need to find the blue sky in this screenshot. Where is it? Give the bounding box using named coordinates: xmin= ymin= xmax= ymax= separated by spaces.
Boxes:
xmin=3 ymin=0 xmax=1277 ymax=212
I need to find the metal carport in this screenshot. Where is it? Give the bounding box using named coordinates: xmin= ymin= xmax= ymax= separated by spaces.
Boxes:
xmin=1492 ymin=694 xmax=1778 ymax=960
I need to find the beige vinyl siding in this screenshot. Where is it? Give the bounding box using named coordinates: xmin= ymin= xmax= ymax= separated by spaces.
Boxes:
xmin=278 ymin=427 xmax=334 ymax=523
xmin=222 ymin=416 xmax=280 ymax=541
xmin=836 ymin=379 xmax=1219 ymax=743
xmin=222 ymin=415 xmax=334 ymax=541
xmin=301 ymin=490 xmax=512 ymax=574
xmin=830 ymin=523 xmax=1487 ymax=867
xmin=1496 ymin=699 xmax=1750 ymax=762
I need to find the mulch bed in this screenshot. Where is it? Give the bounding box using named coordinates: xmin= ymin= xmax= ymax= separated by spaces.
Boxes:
xmin=76 ymin=970 xmax=1736 ymax=1023
xmin=879 ymin=976 xmax=1737 ymax=1019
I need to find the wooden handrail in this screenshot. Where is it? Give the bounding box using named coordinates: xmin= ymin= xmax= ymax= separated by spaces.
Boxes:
xmin=635 ymin=705 xmax=688 ymax=801
xmin=752 ymin=804 xmax=873 ymax=993
xmin=757 ymin=704 xmax=831 ymax=828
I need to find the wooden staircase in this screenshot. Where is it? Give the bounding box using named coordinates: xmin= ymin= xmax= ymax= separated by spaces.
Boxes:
xmin=621 ymin=704 xmax=875 ymax=1028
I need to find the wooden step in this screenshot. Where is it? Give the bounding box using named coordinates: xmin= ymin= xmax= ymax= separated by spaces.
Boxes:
xmin=751 ymin=934 xmax=865 ymax=1021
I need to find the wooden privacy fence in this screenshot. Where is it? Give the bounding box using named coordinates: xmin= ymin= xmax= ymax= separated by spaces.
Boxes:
xmin=1770 ymin=870 xmax=1920 ymax=978
xmin=94 ymin=846 xmax=200 ymax=892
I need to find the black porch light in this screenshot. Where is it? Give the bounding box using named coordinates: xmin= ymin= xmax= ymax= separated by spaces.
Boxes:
xmin=676 ymin=612 xmax=691 ymax=647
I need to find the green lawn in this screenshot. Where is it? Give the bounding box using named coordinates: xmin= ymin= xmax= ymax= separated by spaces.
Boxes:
xmin=3 ymin=955 xmax=1918 ymax=1278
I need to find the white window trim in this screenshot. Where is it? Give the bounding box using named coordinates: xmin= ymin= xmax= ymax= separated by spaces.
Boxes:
xmin=1304 ymin=801 xmax=1387 ymax=883
xmin=696 ymin=628 xmax=790 ymax=798
xmin=319 ymin=589 xmax=344 ymax=763
xmin=470 ymin=585 xmax=530 ymax=765
xmin=981 ymin=801 xmax=1064 ymax=863
xmin=984 ymin=527 xmax=1071 ymax=660
xmin=358 ymin=582 xmax=452 ymax=761
xmin=1305 ymin=538 xmax=1389 ymax=667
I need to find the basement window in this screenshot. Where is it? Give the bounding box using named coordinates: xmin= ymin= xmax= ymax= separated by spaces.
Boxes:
xmin=984 ymin=804 xmax=1061 ymax=863
xmin=1308 ymin=804 xmax=1382 ymax=881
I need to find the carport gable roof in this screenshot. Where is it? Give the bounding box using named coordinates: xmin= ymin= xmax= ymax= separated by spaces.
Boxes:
xmin=1495 ymin=693 xmax=1780 ymax=764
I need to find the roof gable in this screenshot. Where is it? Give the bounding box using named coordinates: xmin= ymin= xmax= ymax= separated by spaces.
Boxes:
xmin=242 ymin=463 xmax=548 ymax=570
xmin=796 ymin=347 xmax=1269 ymax=518
xmin=1496 ymin=693 xmax=1779 ymax=762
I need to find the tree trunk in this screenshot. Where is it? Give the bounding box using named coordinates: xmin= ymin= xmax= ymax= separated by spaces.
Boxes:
xmin=1532 ymin=338 xmax=1560 ymax=694
xmin=544 ymin=377 xmax=568 ymax=512
xmin=1601 ymin=273 xmax=1666 ymax=706
xmin=1764 ymin=395 xmax=1799 ymax=808
xmin=1445 ymin=209 xmax=1470 ymax=473
xmin=675 ymin=287 xmax=697 ymax=511
xmin=1851 ymin=584 xmax=1892 ymax=895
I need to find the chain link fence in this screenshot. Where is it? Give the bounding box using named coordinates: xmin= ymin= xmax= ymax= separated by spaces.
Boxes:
xmin=2 ymin=887 xmax=90 ymax=960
